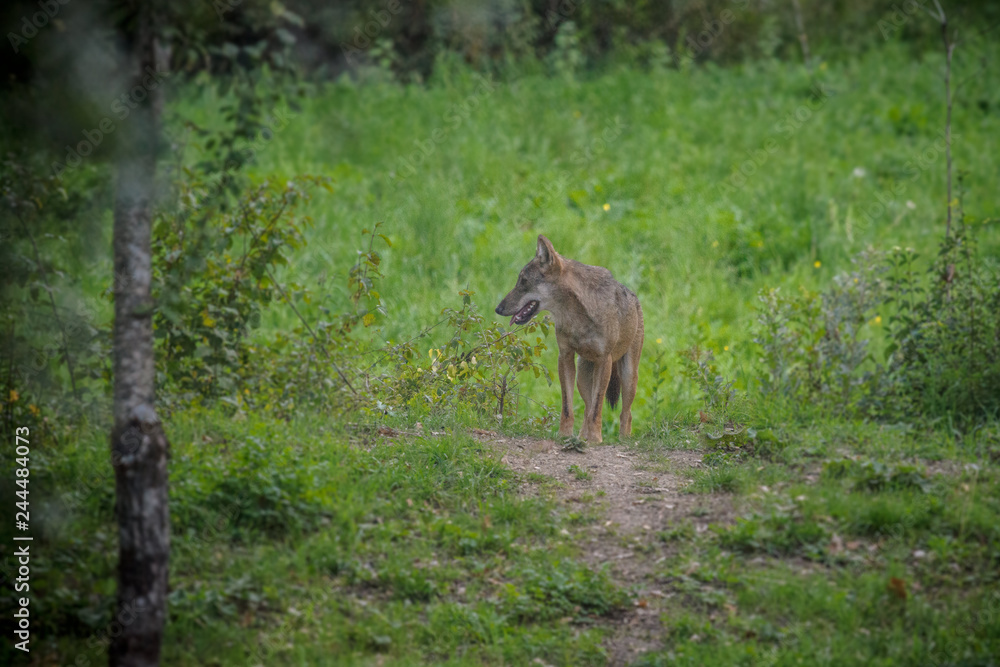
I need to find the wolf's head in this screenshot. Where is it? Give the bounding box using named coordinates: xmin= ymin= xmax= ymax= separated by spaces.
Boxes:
xmin=495 ymin=235 xmax=563 ymax=326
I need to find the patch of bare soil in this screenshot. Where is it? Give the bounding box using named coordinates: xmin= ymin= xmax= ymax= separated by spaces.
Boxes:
xmin=474 ymin=432 xmax=737 ymax=666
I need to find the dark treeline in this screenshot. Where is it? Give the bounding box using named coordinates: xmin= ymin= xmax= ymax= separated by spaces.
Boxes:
xmin=291 ymin=0 xmax=999 ymax=77
xmin=4 ymin=1 xmax=1000 ymax=91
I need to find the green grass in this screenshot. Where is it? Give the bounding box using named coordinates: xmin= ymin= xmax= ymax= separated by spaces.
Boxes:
xmin=634 ymin=416 xmax=1000 ymax=666
xmin=8 ymin=36 xmax=1000 ymax=666
xmin=215 ymin=37 xmax=1000 ymax=431
xmin=17 ymin=407 xmax=625 ymax=665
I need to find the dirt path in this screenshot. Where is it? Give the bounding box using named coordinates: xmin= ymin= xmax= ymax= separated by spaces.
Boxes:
xmin=475 ymin=433 xmax=735 ymax=665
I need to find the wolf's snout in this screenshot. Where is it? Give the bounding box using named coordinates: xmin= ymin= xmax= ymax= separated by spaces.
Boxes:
xmin=494 ymin=304 xmax=503 ymax=315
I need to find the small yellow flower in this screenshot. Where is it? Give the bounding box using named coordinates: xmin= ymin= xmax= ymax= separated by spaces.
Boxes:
xmin=814 ymin=261 xmax=821 ymax=268
xmin=28 ymin=404 xmax=39 ymax=416
xmin=724 ymin=345 xmax=730 ymax=351
xmin=820 ymin=62 xmax=828 ymax=71
xmin=874 ymin=316 xmax=882 ymax=325
xmin=712 ymin=240 xmax=719 ymax=248
xmin=8 ymin=390 xmax=18 ymax=402
xmin=656 ymin=338 xmax=663 ymax=345
xmin=602 ymin=203 xmax=610 ymax=212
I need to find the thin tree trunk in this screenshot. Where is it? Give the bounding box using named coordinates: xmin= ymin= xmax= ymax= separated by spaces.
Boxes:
xmin=791 ymin=0 xmax=811 ymax=68
xmin=924 ymin=0 xmax=956 ymax=240
xmin=110 ymin=2 xmax=170 ymax=665
xmin=942 ymin=20 xmax=955 ymax=239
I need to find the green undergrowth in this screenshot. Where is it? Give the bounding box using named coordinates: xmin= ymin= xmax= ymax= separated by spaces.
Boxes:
xmin=14 ymin=408 xmax=629 ymax=665
xmin=628 ymin=413 xmax=1000 ymax=665
xmin=183 ymin=37 xmax=999 ymax=426
xmin=2 ymin=34 xmax=999 ymax=667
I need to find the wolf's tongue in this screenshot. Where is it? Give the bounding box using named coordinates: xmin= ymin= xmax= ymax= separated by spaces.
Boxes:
xmin=510 ymin=314 xmax=518 ymax=326
xmin=511 ymin=302 xmax=533 ymax=325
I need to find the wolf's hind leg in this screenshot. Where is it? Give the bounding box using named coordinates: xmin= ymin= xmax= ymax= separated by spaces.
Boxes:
xmin=620 ymin=305 xmax=644 ymax=437
xmin=558 ymin=350 xmax=576 ymax=437
xmin=579 ymin=357 xmax=612 ymax=443
xmin=617 ymin=353 xmax=636 ymax=436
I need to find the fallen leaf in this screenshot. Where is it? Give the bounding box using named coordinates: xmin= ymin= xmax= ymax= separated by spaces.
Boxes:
xmin=888 ymin=577 xmax=908 ymax=600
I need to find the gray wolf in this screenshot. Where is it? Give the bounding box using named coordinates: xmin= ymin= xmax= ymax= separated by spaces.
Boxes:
xmin=495 ymin=235 xmax=644 ymax=443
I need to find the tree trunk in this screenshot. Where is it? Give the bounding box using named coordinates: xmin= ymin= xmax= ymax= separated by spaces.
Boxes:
xmin=110 ymin=2 xmax=170 ymax=665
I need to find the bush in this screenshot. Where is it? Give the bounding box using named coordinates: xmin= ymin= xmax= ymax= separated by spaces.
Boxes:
xmin=501 ymin=560 xmax=631 ymax=623
xmin=152 ymin=175 xmax=326 ymax=406
xmin=149 ymin=162 xmax=553 ymax=425
xmin=366 ymin=291 xmax=553 ymax=424
xmin=882 ymin=226 xmax=1000 ymax=424
xmin=755 ymin=213 xmax=1000 ymax=427
xmin=822 ymin=457 xmax=932 ymax=494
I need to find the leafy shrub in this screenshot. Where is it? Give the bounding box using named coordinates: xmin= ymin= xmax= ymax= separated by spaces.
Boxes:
xmin=686 ymin=464 xmax=748 ymax=494
xmin=367 ymin=290 xmax=553 ymax=424
xmin=167 ymin=575 xmax=272 ymax=624
xmin=755 ymin=249 xmax=889 ymax=417
xmin=822 ymin=457 xmax=932 ymax=494
xmin=0 ymin=155 xmax=112 ymax=429
xmin=679 ymin=345 xmax=739 ymax=415
xmin=173 ymin=435 xmax=330 ymax=539
xmin=501 ymin=561 xmax=630 ymax=623
xmin=151 ymin=168 xmax=552 ymax=424
xmin=152 ymin=175 xmax=326 ymax=405
xmin=719 ymin=508 xmax=829 ymax=558
xmin=882 ymin=222 xmax=1000 ymax=424
xmin=755 ymin=213 xmax=1000 ymax=427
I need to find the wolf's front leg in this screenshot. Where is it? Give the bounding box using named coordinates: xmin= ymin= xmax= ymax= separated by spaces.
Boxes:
xmin=580 ymin=356 xmax=613 ymax=443
xmin=558 ymin=350 xmax=576 ymax=437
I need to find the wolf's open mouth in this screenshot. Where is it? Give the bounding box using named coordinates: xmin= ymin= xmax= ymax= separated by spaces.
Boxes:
xmin=511 ymin=300 xmax=539 ymax=326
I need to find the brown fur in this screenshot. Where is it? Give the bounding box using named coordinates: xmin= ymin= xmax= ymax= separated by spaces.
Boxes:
xmin=495 ymin=235 xmax=644 ymax=443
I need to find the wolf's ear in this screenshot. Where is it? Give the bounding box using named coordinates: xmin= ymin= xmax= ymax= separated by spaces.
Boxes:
xmin=536 ymin=235 xmax=559 ymax=269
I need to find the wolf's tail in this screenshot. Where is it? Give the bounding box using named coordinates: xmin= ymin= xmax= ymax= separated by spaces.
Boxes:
xmin=606 ymin=362 xmax=621 ymax=410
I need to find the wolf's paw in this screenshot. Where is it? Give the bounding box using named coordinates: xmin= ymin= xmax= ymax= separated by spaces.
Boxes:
xmin=577 ymin=425 xmax=602 ymax=444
